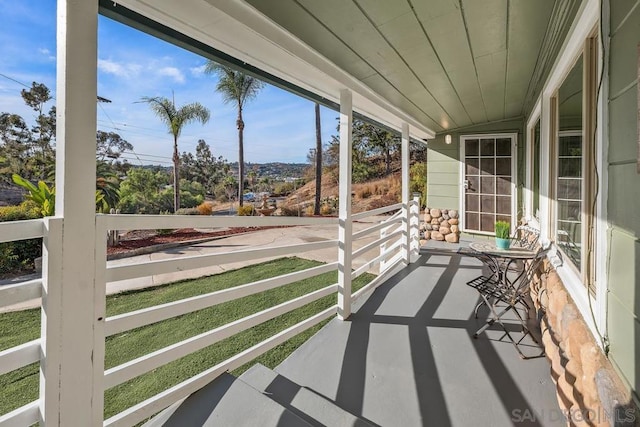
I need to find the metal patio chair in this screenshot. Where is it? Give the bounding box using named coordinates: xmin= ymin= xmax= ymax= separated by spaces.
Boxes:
xmin=466 ymin=243 xmax=550 ymax=359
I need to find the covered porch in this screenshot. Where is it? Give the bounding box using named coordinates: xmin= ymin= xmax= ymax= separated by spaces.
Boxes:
xmin=1 ymin=0 xmax=636 ymax=425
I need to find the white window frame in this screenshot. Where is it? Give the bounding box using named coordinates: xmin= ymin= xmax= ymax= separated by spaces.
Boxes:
xmin=531 ymin=0 xmax=607 ymax=345
xmin=458 ymin=133 xmax=518 ymax=236
xmin=525 ymin=100 xmax=542 ymax=226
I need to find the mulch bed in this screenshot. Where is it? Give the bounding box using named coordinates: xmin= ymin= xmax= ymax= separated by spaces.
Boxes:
xmin=106 ymin=226 xmax=289 ymax=256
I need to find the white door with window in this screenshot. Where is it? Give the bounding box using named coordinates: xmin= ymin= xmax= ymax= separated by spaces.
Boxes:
xmin=460 ymin=134 xmax=517 ymax=234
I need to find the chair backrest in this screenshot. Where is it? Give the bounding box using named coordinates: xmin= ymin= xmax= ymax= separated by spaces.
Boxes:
xmin=511 ymin=245 xmax=551 ymax=297
xmin=512 ymin=225 xmax=540 ymax=250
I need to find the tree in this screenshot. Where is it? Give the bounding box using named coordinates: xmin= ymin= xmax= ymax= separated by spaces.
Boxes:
xmin=353 ymin=120 xmax=399 ymax=176
xmin=95 ymin=160 xmax=121 ymax=211
xmin=222 ymin=175 xmax=238 ymax=203
xmin=96 ymin=131 xmax=134 ymax=161
xmin=141 ymin=96 xmax=210 ymax=213
xmin=180 ymin=139 xmax=229 ymax=196
xmin=0 ymin=113 xmax=31 ymax=183
xmin=117 ymin=168 xmax=170 ymax=214
xmin=21 ymin=82 xmax=56 ymax=179
xmin=205 ymin=62 xmax=264 ymax=206
xmin=314 ymin=103 xmax=322 ymax=215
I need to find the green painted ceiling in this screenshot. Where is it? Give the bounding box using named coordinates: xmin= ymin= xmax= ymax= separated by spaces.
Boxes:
xmin=245 ymin=0 xmax=583 ymax=133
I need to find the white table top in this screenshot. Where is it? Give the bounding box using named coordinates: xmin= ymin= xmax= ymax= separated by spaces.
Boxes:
xmin=469 ymin=242 xmax=537 ymax=259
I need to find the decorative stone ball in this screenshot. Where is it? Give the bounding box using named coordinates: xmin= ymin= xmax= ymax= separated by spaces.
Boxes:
xmin=432 ymin=225 xmax=439 ymax=231
xmin=448 ymin=218 xmax=459 ymax=225
xmin=449 ymin=210 xmax=459 ymax=219
xmin=424 ymin=231 xmax=431 ymax=240
xmin=439 ymin=227 xmax=451 ymax=235
xmin=431 ymin=219 xmax=439 ymax=225
xmin=442 ymin=213 xmax=450 ymax=220
xmin=445 ymin=233 xmax=459 ymax=243
xmin=424 ymin=213 xmax=432 ymax=223
xmin=438 ymin=217 xmax=447 ymax=223
xmin=419 ymin=224 xmax=425 ymax=232
xmin=450 ymin=224 xmax=459 ymax=233
xmin=431 ymin=231 xmax=445 ymax=241
xmin=442 ymin=209 xmax=448 ymax=215
xmin=430 ymin=208 xmax=441 ymax=218
xmin=424 ymin=224 xmax=433 ymax=231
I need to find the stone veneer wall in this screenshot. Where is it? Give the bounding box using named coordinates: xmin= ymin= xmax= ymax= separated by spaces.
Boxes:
xmin=530 ymin=261 xmax=639 ymax=426
xmin=421 ymin=207 xmax=460 ymax=243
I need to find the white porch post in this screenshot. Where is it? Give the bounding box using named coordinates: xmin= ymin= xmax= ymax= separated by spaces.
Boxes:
xmin=337 ymin=89 xmax=353 ymax=320
xmin=45 ymin=1 xmax=102 ymax=425
xmin=401 ymin=123 xmax=410 ymax=264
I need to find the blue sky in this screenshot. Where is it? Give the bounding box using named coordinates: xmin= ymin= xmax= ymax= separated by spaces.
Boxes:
xmin=0 ymin=0 xmax=339 ymax=165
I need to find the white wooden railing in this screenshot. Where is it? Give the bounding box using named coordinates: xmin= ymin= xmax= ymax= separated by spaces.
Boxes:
xmin=0 ymin=219 xmax=47 ymax=426
xmin=0 ymin=203 xmax=420 ymax=426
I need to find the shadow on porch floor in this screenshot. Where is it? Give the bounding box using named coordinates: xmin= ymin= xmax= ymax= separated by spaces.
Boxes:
xmin=272 ymin=251 xmax=562 ymax=426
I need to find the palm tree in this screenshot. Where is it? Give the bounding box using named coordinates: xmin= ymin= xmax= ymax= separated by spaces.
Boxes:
xmin=141 ymin=96 xmax=210 ymax=212
xmin=205 ymin=62 xmax=264 ymax=206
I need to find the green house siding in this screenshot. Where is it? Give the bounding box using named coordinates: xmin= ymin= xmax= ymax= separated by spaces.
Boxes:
xmin=426 ymin=136 xmax=460 ymax=210
xmin=607 ymin=0 xmax=640 ymax=402
xmin=426 ymin=119 xmax=525 ymax=217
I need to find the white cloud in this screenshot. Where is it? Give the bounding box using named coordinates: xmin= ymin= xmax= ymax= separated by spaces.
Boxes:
xmin=190 ymin=64 xmax=207 ymax=77
xmin=37 ymin=47 xmax=55 ymax=61
xmin=157 ymin=66 xmax=185 ymax=83
xmin=97 ymin=59 xmax=141 ymax=78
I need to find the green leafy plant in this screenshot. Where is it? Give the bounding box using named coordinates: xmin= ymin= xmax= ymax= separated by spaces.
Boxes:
xmin=495 ymin=221 xmax=511 ymax=239
xmin=12 ymin=174 xmax=55 ymax=217
xmin=0 ymin=203 xmax=42 ymax=274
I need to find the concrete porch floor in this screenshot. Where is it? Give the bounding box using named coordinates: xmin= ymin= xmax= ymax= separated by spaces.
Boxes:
xmin=273 ymin=250 xmax=563 ymax=426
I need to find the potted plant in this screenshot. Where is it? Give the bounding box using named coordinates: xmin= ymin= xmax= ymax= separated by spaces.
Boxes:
xmin=495 ymin=220 xmax=511 ymax=249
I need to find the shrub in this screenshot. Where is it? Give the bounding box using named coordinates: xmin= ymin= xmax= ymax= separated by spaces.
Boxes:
xmin=0 ymin=203 xmax=43 ymax=275
xmin=355 ymin=185 xmax=372 ymax=199
xmin=237 ymin=205 xmax=255 ymax=216
xmin=196 ymin=202 xmax=214 ymax=216
xmin=305 ymin=205 xmax=315 ymax=216
xmin=279 ymin=205 xmax=299 ymax=217
xmin=320 ymin=204 xmax=333 ymax=216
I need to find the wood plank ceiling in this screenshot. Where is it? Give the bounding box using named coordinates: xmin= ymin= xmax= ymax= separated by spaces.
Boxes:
xmin=244 ymin=0 xmax=582 ymax=134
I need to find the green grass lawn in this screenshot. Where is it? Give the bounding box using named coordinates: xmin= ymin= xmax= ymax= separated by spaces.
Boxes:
xmin=0 ymin=257 xmax=374 ymax=419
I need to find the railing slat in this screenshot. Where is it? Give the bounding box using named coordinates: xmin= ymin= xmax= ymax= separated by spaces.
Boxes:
xmin=352 ymin=239 xmax=403 ymax=279
xmin=0 ymin=401 xmax=40 ymax=427
xmin=106 ymin=240 xmax=338 ymax=282
xmin=105 ymin=262 xmax=339 ymax=336
xmin=103 ymin=284 xmax=338 ymax=389
xmin=104 ymin=305 xmax=337 ymax=427
xmin=98 ymin=214 xmax=337 ymax=230
xmin=0 ymin=339 xmax=40 ymax=376
xmin=351 ymin=203 xmax=402 ymax=220
xmin=352 ymin=217 xmax=403 ymax=240
xmin=352 ymin=256 xmax=404 ymax=302
xmin=0 ymin=279 xmax=42 ymax=309
xmin=0 ymin=219 xmax=44 ymax=243
xmin=352 ymin=229 xmax=403 ymax=259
